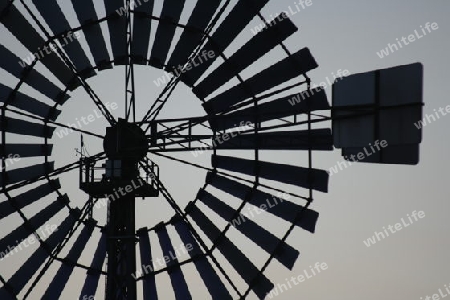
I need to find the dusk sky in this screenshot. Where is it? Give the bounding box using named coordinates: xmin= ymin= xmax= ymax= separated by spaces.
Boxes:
xmin=0 ymin=0 xmax=449 ymax=299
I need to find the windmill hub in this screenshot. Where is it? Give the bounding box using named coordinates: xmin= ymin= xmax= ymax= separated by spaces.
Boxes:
xmin=103 ymin=119 xmax=148 ymax=162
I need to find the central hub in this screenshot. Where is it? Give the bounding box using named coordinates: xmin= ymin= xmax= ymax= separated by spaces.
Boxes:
xmin=103 ymin=119 xmax=148 ymax=162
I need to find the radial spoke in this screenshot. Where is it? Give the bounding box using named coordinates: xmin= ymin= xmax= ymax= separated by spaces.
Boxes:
xmin=142 ymin=77 xmax=181 ymax=133
xmin=157 ymin=117 xmax=210 ymax=137
xmin=139 ymin=0 xmax=234 ymax=130
xmin=5 ymin=106 xmax=104 ymax=139
xmin=125 ymin=3 xmax=136 ymax=122
xmin=1 ymin=152 xmax=105 ymax=194
xmin=139 ymin=157 xmax=242 ymax=295
xmin=147 ymin=135 xmax=212 ymax=151
xmin=151 ymin=152 xmax=309 ymax=202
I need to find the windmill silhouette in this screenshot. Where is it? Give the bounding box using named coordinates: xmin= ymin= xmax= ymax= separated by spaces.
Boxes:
xmin=0 ymin=0 xmax=423 ymax=299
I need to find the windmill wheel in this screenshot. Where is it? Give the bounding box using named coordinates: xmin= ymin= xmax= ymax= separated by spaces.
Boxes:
xmin=0 ymin=0 xmax=333 ymax=299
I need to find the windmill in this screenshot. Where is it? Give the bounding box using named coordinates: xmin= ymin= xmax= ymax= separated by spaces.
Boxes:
xmin=0 ymin=0 xmax=423 ymax=299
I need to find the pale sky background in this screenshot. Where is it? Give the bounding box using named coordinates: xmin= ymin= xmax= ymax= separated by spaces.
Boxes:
xmin=0 ymin=0 xmax=449 ymax=299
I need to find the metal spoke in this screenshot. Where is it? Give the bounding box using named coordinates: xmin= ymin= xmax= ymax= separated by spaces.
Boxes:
xmin=0 ymin=152 xmax=105 ymax=194
xmin=139 ymin=157 xmax=242 ymax=297
xmin=142 ymin=76 xmax=181 ymax=133
xmin=5 ymin=106 xmax=104 ymax=139
xmin=151 ymin=152 xmax=310 ymax=202
xmin=125 ymin=0 xmax=136 ymax=122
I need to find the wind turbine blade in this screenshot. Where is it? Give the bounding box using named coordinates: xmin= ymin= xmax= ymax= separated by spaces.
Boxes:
xmin=209 ymin=87 xmax=329 ymax=130
xmin=2 ymin=144 xmax=53 ymax=158
xmin=0 ymin=44 xmax=69 ymax=102
xmin=0 ymin=83 xmax=61 ymax=120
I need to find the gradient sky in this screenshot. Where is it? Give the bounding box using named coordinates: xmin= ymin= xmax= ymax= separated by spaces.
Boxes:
xmin=0 ymin=0 xmax=449 ymax=299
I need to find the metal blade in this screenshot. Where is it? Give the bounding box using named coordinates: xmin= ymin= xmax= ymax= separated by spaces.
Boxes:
xmin=212 ymin=155 xmax=329 ymax=192
xmin=203 ymin=48 xmax=318 ymax=114
xmin=215 ymin=129 xmax=333 ymax=151
xmin=0 ymin=1 xmax=76 ymax=88
xmin=166 ymin=0 xmax=221 ymax=68
xmin=0 ymin=83 xmax=61 ymax=120
xmin=181 ymin=0 xmax=271 ymax=86
xmin=206 ymin=173 xmax=319 ymax=233
xmin=209 ymin=87 xmax=329 ymax=131
xmin=0 ymin=162 xmax=55 ymax=186
xmin=137 ymin=228 xmax=158 ymax=300
xmin=2 ymin=144 xmax=53 ymax=158
xmin=6 ymin=209 xmax=80 ymax=295
xmin=187 ymin=204 xmax=274 ymax=299
xmin=0 ymin=180 xmax=59 ymax=221
xmin=131 ymin=0 xmax=154 ymax=64
xmin=155 ymin=225 xmax=192 ymax=300
xmin=80 ymin=232 xmax=107 ymax=299
xmin=31 ymin=0 xmax=95 ymax=78
xmin=0 ymin=44 xmax=69 ymax=102
xmin=0 ymin=196 xmax=66 ymax=257
xmin=71 ymin=0 xmax=112 ymax=69
xmin=42 ymin=219 xmax=96 ymax=299
xmin=197 ymin=189 xmax=299 ymax=269
xmin=104 ymin=0 xmax=128 ymax=64
xmin=172 ymin=218 xmax=232 ymax=299
xmin=194 ymin=15 xmax=298 ymax=99
xmin=149 ymin=0 xmax=186 ymax=68
xmin=0 ymin=116 xmax=55 ymax=138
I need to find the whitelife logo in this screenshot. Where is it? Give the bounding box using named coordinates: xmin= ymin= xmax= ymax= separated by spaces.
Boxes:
xmin=54 ymin=102 xmax=118 ymax=139
xmin=132 ymin=243 xmax=194 ymax=279
xmin=288 ymin=69 xmax=350 ymax=106
xmin=230 ymin=192 xmax=290 ymax=227
xmin=18 ymin=31 xmax=82 ymax=68
xmin=0 ymin=224 xmax=58 ymax=261
xmin=328 ymin=140 xmax=388 ymax=176
xmin=153 ymin=50 xmax=216 ymax=87
xmin=266 ymin=262 xmax=328 ymax=298
xmin=420 ymin=283 xmax=450 ymax=300
xmin=414 ymin=105 xmax=450 ymax=129
xmin=376 ymin=22 xmax=439 ymax=58
xmin=363 ymin=210 xmax=425 ymax=247
xmin=250 ymin=0 xmax=313 ymax=35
